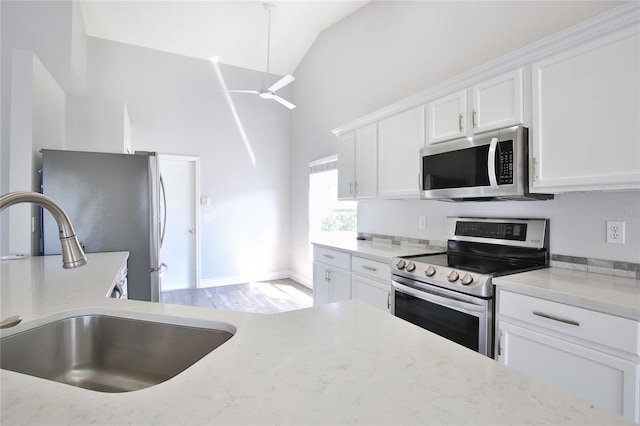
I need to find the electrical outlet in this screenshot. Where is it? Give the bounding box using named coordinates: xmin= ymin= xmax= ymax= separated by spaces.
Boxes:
xmin=419 ymin=216 xmax=426 ymax=230
xmin=606 ymin=221 xmax=625 ymax=244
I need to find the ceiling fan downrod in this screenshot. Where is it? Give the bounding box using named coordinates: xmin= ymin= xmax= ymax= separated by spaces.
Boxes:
xmin=263 ymin=3 xmax=275 ymax=79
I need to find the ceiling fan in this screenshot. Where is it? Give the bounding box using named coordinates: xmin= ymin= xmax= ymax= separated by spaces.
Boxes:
xmin=222 ymin=3 xmax=296 ymax=109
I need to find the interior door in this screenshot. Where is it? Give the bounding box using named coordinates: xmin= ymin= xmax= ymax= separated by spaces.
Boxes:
xmin=159 ymin=155 xmax=200 ymax=291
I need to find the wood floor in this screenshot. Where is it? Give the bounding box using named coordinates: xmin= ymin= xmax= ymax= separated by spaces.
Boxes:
xmin=160 ymin=279 xmax=313 ymax=314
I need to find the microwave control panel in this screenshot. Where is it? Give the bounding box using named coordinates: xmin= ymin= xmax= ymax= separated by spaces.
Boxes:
xmin=497 ymin=141 xmax=514 ymax=185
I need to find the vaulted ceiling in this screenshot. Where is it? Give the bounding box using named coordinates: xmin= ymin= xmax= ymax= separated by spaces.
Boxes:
xmin=80 ymin=1 xmax=368 ymax=76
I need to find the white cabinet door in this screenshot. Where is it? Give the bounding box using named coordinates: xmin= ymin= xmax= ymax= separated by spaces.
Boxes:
xmin=313 ymin=262 xmax=351 ymax=305
xmin=499 ymin=321 xmax=639 ymax=422
xmin=377 ymin=106 xmax=425 ymax=198
xmin=337 ymin=132 xmax=356 ymax=200
xmin=354 ymin=124 xmax=377 ymax=199
xmin=351 ymin=275 xmax=390 ymax=312
xmin=312 ymin=262 xmax=330 ymax=306
xmin=328 ymin=266 xmax=351 ymax=302
xmin=427 ymin=89 xmax=466 ymax=144
xmin=472 ymin=68 xmax=524 ymax=134
xmin=531 ymin=25 xmax=640 ymax=193
xmin=337 ymin=125 xmax=377 ymax=200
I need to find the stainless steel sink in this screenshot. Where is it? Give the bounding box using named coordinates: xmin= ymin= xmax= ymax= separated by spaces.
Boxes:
xmin=0 ymin=315 xmax=234 ymax=393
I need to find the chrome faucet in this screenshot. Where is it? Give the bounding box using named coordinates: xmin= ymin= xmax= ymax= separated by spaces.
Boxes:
xmin=0 ymin=191 xmax=88 ymax=268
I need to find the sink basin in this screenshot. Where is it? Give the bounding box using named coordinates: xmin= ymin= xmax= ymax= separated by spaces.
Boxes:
xmin=0 ymin=314 xmax=234 ymax=393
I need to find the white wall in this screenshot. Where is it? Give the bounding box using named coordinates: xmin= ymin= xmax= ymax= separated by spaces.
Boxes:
xmin=86 ymin=37 xmax=292 ymax=282
xmin=66 ymin=95 xmax=129 ymax=153
xmin=1 ymin=0 xmax=86 ymax=256
xmin=289 ymin=1 xmax=633 ymax=283
xmin=70 ymin=1 xmax=88 ymax=95
xmin=8 ymin=50 xmax=66 ymax=255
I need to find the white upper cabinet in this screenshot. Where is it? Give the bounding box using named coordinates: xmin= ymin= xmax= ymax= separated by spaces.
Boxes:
xmin=427 ymin=90 xmax=467 ymax=144
xmin=377 ymin=106 xmax=426 ymax=199
xmin=427 ymin=69 xmax=525 ymax=145
xmin=472 ymin=68 xmax=524 ymax=134
xmin=530 ymin=25 xmax=640 ymax=193
xmin=337 ymin=132 xmax=356 ymax=200
xmin=338 ymin=124 xmax=377 ymax=200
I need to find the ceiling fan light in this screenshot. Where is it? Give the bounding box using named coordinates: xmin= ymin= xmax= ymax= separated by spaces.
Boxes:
xmin=259 ymin=92 xmax=274 ymax=100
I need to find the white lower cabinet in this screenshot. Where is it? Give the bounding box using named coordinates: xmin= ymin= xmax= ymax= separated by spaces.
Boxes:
xmin=312 ymin=246 xmax=392 ymax=312
xmin=108 ymin=262 xmax=128 ymax=299
xmin=497 ymin=289 xmax=640 ymax=422
xmin=312 ymin=262 xmax=350 ymax=305
xmin=351 ymin=256 xmax=391 ymax=312
xmin=351 ymin=275 xmax=390 ymax=312
xmin=312 ymin=247 xmax=351 ymax=306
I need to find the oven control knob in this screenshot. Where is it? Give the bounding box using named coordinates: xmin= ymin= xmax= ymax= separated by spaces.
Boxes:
xmin=460 ymin=273 xmax=474 ymax=285
xmin=395 ymin=259 xmax=406 ymax=270
xmin=424 ymin=265 xmax=436 ymax=277
xmin=405 ymin=261 xmax=416 ymax=272
xmin=446 ymin=270 xmax=459 ymax=282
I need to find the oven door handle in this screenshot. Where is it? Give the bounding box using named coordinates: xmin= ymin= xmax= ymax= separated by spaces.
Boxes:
xmin=392 ymin=280 xmax=486 ymax=317
xmin=488 ymin=137 xmax=499 ymax=189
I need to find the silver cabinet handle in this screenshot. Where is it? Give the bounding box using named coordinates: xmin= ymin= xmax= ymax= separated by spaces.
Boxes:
xmin=472 ymin=110 xmax=478 ymax=128
xmin=387 ymin=291 xmax=391 ymax=310
xmin=349 ymin=182 xmax=354 ymax=194
xmin=1 ymin=315 xmax=22 ymax=329
xmin=354 ymin=181 xmax=359 ymax=194
xmin=323 ymin=254 xmax=334 ymax=259
xmin=458 ymin=113 xmax=464 ymax=132
xmin=533 ymin=311 xmax=580 ymax=327
xmin=361 ymin=265 xmax=377 ymax=272
xmin=327 ymin=269 xmax=331 ymax=282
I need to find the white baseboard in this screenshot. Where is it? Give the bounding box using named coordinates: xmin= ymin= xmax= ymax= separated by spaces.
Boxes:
xmin=288 ymin=271 xmax=312 ymax=289
xmin=200 ymin=271 xmax=312 ymax=289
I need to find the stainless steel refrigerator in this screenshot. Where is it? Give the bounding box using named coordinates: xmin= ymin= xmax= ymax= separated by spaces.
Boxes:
xmin=41 ymin=149 xmax=165 ymax=302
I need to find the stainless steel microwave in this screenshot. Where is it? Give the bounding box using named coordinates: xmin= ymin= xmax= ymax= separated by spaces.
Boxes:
xmin=420 ymin=126 xmax=552 ymax=201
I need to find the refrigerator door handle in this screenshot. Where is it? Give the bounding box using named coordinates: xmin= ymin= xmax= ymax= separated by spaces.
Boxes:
xmin=151 ymin=262 xmax=169 ymax=277
xmin=159 ymin=174 xmax=167 ymax=248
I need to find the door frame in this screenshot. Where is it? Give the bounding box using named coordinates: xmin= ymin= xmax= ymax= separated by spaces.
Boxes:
xmin=158 ymin=154 xmax=201 ymax=290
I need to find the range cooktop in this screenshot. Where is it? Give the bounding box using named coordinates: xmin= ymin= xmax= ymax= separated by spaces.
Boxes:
xmin=402 ymin=252 xmax=546 ymax=276
xmin=391 ymin=217 xmax=550 ymax=298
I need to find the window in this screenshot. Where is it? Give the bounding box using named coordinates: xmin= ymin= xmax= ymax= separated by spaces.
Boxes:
xmin=309 ymin=155 xmax=356 ymax=241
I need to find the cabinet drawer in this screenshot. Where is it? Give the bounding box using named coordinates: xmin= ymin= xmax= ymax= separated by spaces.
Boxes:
xmin=352 ymin=256 xmax=389 ymax=281
xmin=313 ymin=246 xmax=350 ymax=270
xmin=498 ymin=290 xmax=640 ymax=356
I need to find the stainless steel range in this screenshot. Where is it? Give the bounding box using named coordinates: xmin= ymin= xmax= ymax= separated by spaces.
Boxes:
xmin=391 ymin=217 xmax=549 ymax=358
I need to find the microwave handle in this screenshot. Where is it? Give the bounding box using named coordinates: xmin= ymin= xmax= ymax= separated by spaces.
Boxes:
xmin=487 ymin=137 xmax=499 ymax=189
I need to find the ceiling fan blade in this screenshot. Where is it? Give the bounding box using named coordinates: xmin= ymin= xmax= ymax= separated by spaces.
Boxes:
xmin=218 ymin=89 xmax=260 ymax=94
xmin=272 ymin=95 xmax=296 ymax=110
xmin=267 ymin=74 xmax=295 ymax=93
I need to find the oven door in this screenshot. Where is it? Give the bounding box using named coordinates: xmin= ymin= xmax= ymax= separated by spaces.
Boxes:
xmin=391 ymin=275 xmax=493 ymax=357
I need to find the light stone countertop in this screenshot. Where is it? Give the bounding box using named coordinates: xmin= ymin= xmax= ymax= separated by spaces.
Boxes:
xmin=311 ymin=237 xmax=441 ymax=262
xmin=494 ymin=267 xmax=640 ymax=321
xmin=0 ymin=253 xmax=633 ymax=425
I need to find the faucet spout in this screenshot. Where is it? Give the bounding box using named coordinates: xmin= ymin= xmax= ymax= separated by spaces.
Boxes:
xmin=0 ymin=191 xmax=88 ymax=268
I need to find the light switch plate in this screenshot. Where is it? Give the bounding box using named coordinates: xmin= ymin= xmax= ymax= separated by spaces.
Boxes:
xmin=419 ymin=216 xmax=426 ymax=230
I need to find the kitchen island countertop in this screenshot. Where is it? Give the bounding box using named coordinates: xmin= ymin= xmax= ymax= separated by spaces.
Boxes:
xmin=0 ymin=253 xmax=632 ymax=425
